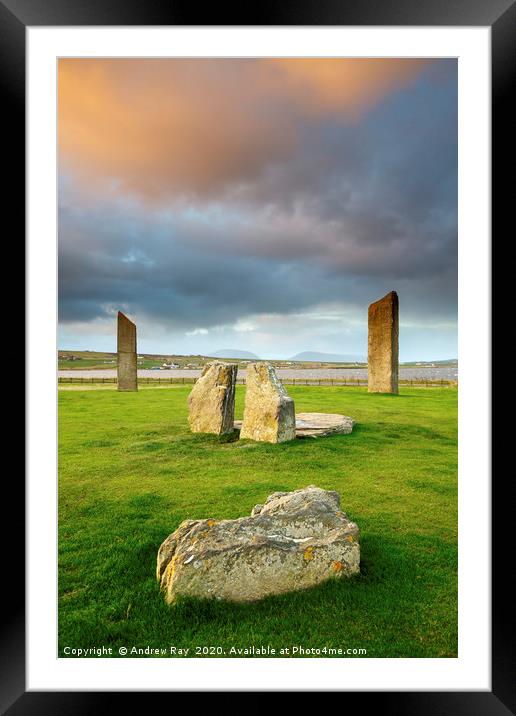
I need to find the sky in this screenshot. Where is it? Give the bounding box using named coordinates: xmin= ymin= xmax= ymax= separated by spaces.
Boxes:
xmin=58 ymin=58 xmax=457 ymax=361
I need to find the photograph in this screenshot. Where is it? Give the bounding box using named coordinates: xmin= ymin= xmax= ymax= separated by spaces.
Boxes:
xmin=4 ymin=0 xmax=507 ymax=704
xmin=57 ymin=56 xmax=459 ymax=659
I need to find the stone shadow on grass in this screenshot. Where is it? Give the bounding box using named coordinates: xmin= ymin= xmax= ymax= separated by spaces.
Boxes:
xmin=157 ymin=530 xmax=455 ymax=615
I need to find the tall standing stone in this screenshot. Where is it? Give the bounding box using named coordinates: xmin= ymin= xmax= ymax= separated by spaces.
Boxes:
xmin=188 ymin=361 xmax=237 ymax=435
xmin=240 ymin=363 xmax=296 ymax=443
xmin=117 ymin=311 xmax=138 ymax=392
xmin=367 ymin=291 xmax=399 ymax=394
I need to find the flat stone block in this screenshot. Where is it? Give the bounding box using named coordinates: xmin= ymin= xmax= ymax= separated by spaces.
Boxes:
xmin=295 ymin=412 xmax=355 ymax=438
xmin=234 ymin=412 xmax=355 ymax=439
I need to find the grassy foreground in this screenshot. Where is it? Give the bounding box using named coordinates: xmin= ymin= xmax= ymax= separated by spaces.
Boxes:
xmin=58 ymin=386 xmax=457 ymax=658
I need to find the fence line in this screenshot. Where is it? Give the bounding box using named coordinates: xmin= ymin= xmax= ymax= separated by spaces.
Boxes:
xmin=58 ymin=376 xmax=457 ymax=388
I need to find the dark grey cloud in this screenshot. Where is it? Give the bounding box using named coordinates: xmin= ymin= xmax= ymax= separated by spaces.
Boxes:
xmin=58 ymin=59 xmax=457 ymax=354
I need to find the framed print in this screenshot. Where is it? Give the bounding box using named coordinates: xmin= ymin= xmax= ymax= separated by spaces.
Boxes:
xmin=4 ymin=0 xmax=511 ymax=710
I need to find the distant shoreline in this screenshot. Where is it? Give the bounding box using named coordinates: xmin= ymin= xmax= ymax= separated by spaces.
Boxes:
xmin=58 ymin=349 xmax=457 ymax=372
xmin=58 ymin=365 xmax=459 ymax=382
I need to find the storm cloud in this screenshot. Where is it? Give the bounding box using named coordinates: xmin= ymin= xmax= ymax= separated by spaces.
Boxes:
xmin=58 ymin=58 xmax=457 ymax=360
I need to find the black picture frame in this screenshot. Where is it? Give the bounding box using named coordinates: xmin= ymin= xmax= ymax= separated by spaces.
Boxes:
xmin=5 ymin=0 xmax=509 ymax=711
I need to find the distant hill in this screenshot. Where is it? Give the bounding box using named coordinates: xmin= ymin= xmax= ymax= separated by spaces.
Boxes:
xmin=401 ymin=359 xmax=458 ymax=366
xmin=290 ymin=351 xmax=366 ymax=363
xmin=209 ymin=349 xmax=260 ymax=360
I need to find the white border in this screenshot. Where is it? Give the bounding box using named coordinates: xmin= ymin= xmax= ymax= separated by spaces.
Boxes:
xmin=27 ymin=26 xmax=490 ymax=691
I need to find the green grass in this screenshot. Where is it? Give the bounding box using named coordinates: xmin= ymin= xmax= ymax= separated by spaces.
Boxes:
xmin=58 ymin=385 xmax=457 ymax=658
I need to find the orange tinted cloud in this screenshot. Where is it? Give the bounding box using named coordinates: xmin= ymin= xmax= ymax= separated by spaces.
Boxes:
xmin=58 ymin=58 xmax=430 ymax=201
xmin=262 ymin=58 xmax=429 ymax=114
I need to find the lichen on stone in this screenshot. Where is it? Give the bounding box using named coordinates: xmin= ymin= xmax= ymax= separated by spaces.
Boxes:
xmin=157 ymin=485 xmax=360 ymax=603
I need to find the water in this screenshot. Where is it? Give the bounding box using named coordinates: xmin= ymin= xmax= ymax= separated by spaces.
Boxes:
xmin=58 ymin=366 xmax=458 ymax=382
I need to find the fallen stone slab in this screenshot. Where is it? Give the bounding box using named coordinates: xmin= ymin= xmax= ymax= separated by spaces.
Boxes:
xmin=234 ymin=412 xmax=355 ymax=439
xmin=239 ymin=363 xmax=296 ymax=443
xmin=295 ymin=412 xmax=355 ymax=438
xmin=157 ymin=485 xmax=360 ymax=603
xmin=188 ymin=361 xmax=237 ymax=435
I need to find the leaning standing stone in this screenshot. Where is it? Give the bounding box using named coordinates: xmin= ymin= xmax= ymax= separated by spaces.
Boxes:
xmin=367 ymin=290 xmax=399 ymax=394
xmin=157 ymin=485 xmax=360 ymax=603
xmin=188 ymin=361 xmax=237 ymax=435
xmin=240 ymin=363 xmax=296 ymax=443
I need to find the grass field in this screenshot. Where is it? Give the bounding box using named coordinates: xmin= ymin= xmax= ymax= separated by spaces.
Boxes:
xmin=58 ymin=385 xmax=457 ymax=658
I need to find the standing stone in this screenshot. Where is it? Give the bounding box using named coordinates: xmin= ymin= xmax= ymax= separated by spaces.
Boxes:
xmin=367 ymin=291 xmax=399 ymax=394
xmin=240 ymin=363 xmax=295 ymax=443
xmin=188 ymin=361 xmax=237 ymax=435
xmin=117 ymin=311 xmax=137 ymax=392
